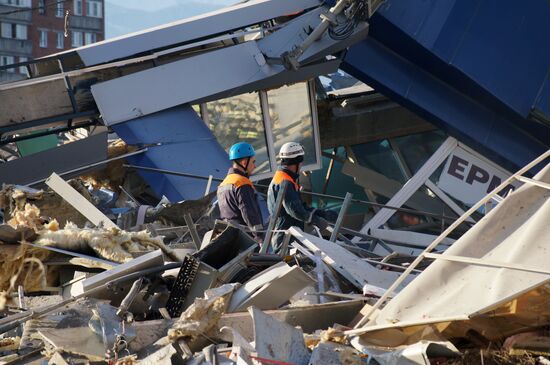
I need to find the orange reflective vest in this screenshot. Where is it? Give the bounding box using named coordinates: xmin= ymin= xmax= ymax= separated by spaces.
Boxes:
xmin=219 ymin=173 xmax=254 ymax=189
xmin=272 ymin=170 xmax=300 ymax=191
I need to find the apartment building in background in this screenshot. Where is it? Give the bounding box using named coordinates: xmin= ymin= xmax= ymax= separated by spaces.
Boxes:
xmin=0 ymin=0 xmax=104 ymax=82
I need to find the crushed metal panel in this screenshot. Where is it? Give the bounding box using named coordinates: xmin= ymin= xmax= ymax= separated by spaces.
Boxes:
xmin=232 ymin=266 xmax=315 ymax=312
xmin=355 ymin=161 xmax=550 ymax=344
xmin=228 ymin=262 xmax=291 ymax=312
xmin=92 ymin=40 xmax=338 ymax=126
xmin=258 ymin=6 xmax=369 ymax=66
xmin=82 ymin=250 xmax=163 ymax=292
xmin=112 ymin=105 xmax=229 ymax=201
xmin=75 ymin=0 xmax=323 ymax=67
xmin=92 ymin=42 xmax=268 ymax=125
xmin=250 ymin=306 xmax=311 ymax=365
xmin=290 ymin=227 xmax=413 ymax=292
xmin=39 ymin=327 xmax=105 ymax=362
xmin=351 ymin=339 xmax=460 ymax=365
xmin=45 ymin=172 xmax=117 ymax=229
xmin=192 ymin=59 xmax=340 ymax=105
xmin=218 ymin=300 xmax=364 ymax=343
xmin=0 ymin=78 xmax=73 ymax=127
xmin=0 ymin=132 xmax=107 ymax=186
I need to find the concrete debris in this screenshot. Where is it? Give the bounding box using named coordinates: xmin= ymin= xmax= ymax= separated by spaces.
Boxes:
xmin=0 ymin=130 xmax=546 ymax=365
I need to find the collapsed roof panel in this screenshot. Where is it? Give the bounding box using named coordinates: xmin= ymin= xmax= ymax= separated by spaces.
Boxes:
xmin=91 ymin=4 xmax=365 ymax=126
xmin=343 ymin=0 xmax=550 ymax=171
xmin=111 ymin=105 xmax=229 ymax=201
xmin=52 ymin=0 xmax=323 ymax=68
xmin=356 ymin=160 xmax=550 ymax=343
xmin=0 ymin=132 xmax=107 ymax=187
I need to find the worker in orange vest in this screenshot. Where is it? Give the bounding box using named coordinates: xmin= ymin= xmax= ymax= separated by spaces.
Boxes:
xmin=267 ymin=142 xmax=336 ymax=252
xmin=217 ymin=142 xmax=263 ymax=240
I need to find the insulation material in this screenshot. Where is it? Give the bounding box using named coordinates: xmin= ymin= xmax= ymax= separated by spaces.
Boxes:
xmin=0 ymin=244 xmax=53 ymax=306
xmin=355 ymin=162 xmax=550 ymax=345
xmin=36 ymin=222 xmax=177 ymax=263
xmin=0 ymin=181 xmax=94 ymax=228
xmin=168 ymin=284 xmax=237 ymax=342
xmin=7 ymin=203 xmax=44 ymax=232
xmin=80 ymin=139 xmax=136 ymax=192
xmin=0 ymin=203 xmax=56 ymax=301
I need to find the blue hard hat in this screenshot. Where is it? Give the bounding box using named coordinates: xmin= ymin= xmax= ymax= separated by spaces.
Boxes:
xmin=229 ymin=142 xmax=255 ymax=161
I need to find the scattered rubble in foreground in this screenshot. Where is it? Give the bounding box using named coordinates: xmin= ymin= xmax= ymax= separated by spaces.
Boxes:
xmin=0 ymin=157 xmax=548 ymax=365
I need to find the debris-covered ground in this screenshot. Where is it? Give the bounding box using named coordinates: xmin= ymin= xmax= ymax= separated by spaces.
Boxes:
xmin=0 ymin=155 xmax=548 ymax=365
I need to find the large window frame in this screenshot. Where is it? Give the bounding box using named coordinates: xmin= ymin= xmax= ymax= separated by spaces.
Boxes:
xmin=198 ymin=80 xmax=322 ymax=181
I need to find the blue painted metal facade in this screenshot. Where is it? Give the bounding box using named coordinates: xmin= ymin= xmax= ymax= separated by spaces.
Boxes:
xmin=112 ymin=106 xmax=229 ymax=202
xmin=343 ymin=0 xmax=550 ymax=171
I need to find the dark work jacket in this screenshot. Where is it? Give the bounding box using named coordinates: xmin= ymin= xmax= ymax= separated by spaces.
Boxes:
xmin=267 ymin=168 xmax=315 ymax=251
xmin=217 ymin=168 xmax=263 ymax=238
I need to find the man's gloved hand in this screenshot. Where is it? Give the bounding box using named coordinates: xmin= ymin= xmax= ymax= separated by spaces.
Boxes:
xmin=311 ymin=214 xmax=329 ymax=232
xmin=317 ymin=209 xmax=339 ymax=223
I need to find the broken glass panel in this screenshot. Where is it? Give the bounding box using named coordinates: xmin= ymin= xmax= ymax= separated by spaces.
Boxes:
xmin=267 ymin=82 xmax=317 ymax=167
xmin=392 ymin=130 xmax=447 ymax=174
xmin=351 ymin=139 xmax=407 ymax=184
xmin=206 ymin=92 xmax=270 ymax=174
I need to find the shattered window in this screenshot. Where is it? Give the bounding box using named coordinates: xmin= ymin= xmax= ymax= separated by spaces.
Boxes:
xmin=392 ymin=130 xmax=447 ymax=174
xmin=205 ymin=92 xmax=270 ymax=175
xmin=267 ymin=82 xmax=317 ymax=167
xmin=351 ymin=139 xmax=408 ymax=184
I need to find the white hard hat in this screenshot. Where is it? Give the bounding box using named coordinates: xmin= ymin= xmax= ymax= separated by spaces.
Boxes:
xmin=278 ymin=142 xmax=305 ymax=159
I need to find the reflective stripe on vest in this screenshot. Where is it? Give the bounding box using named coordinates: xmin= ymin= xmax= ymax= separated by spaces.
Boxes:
xmin=272 ymin=170 xmax=299 ymax=191
xmin=219 ymin=173 xmax=254 ymax=189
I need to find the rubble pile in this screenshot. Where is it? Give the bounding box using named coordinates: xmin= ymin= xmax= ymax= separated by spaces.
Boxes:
xmin=0 ymin=163 xmax=547 ymax=365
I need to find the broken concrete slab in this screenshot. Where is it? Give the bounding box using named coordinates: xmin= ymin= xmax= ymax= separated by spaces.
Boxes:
xmin=250 ymin=306 xmax=310 ymax=365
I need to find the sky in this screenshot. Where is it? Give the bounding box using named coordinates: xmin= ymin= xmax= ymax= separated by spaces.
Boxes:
xmin=105 ymin=0 xmax=237 ymax=38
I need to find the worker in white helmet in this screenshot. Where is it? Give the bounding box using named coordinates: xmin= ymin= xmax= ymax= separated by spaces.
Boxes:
xmin=267 ymin=142 xmax=336 ymax=252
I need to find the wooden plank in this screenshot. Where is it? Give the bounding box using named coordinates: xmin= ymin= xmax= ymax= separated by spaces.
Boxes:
xmin=289 ymin=227 xmax=412 ymax=292
xmin=45 ymin=172 xmax=117 ymax=229
xmin=232 ymin=266 xmax=315 ymax=312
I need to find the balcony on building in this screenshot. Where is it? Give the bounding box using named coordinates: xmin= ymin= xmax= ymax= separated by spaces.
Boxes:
xmin=69 ymin=15 xmax=103 ymax=32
